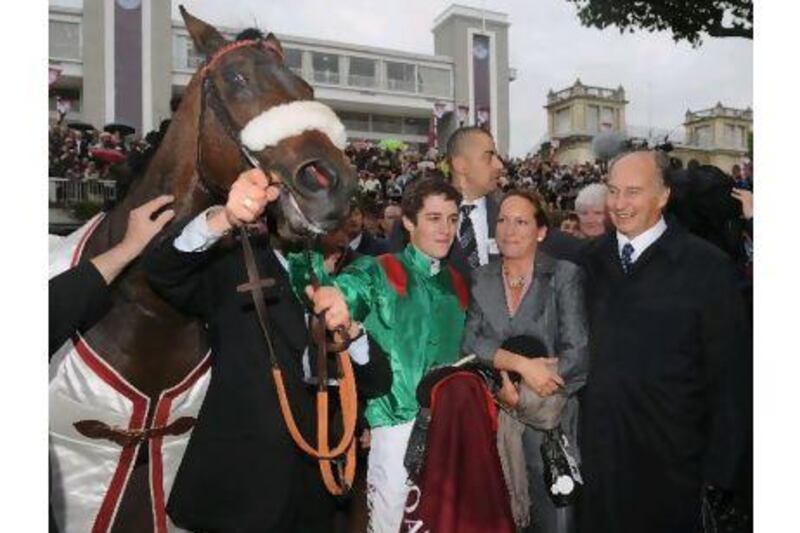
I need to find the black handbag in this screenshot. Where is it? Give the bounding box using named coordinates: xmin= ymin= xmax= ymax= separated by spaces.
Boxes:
xmin=540 ymin=427 xmax=583 ymax=508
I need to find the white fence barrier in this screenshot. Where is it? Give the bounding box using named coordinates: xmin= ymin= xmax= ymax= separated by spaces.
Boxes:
xmin=49 ymin=177 xmax=117 ymax=205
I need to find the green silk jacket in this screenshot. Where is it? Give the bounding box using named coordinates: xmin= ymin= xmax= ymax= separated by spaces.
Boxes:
xmin=288 ymin=245 xmax=466 ymax=428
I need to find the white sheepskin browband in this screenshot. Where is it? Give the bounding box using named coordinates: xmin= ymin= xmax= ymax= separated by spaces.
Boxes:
xmin=240 ymin=100 xmax=348 ymax=151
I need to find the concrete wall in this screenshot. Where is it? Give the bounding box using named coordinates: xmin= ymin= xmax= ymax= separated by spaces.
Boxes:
xmin=81 ymin=0 xmax=106 ymax=129
xmin=146 ymin=0 xmax=173 ymax=132
xmin=434 ymin=15 xmax=510 ymax=155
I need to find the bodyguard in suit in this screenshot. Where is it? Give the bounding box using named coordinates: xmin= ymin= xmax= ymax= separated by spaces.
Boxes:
xmin=445 ymin=126 xmax=503 ymax=280
xmin=143 ymin=169 xmax=391 ymax=532
xmin=580 ymin=151 xmax=750 ymax=532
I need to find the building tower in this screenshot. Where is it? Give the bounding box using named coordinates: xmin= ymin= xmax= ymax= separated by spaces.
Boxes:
xmin=544 ymin=78 xmax=627 ymax=165
xmin=433 ymin=4 xmax=512 ymax=155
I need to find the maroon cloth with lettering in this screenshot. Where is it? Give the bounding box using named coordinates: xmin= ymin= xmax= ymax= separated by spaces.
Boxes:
xmin=401 ymin=372 xmax=515 ymax=533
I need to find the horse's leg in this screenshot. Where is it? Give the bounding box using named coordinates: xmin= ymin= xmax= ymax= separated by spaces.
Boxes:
xmin=110 ymin=447 xmax=154 ymax=533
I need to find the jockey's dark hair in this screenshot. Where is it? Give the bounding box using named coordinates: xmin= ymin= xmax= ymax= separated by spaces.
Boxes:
xmin=401 ymin=177 xmax=462 ymax=224
xmin=236 ymin=28 xmax=266 ymax=41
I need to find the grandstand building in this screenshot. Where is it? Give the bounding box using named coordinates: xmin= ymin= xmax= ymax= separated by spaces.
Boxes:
xmin=49 ymin=2 xmax=514 ymax=154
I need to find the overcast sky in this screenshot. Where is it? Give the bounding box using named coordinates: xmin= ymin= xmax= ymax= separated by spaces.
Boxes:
xmin=52 ymin=0 xmax=753 ymax=157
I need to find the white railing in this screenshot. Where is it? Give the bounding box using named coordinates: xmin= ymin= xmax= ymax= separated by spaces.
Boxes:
xmin=49 ymin=178 xmax=117 ymax=205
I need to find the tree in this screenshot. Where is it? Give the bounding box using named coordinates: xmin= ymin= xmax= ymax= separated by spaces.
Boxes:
xmin=565 ymin=0 xmax=752 ymax=46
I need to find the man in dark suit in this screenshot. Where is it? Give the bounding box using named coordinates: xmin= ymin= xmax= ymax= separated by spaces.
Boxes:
xmin=143 ymin=169 xmax=391 ymax=532
xmin=345 ymin=201 xmax=389 ymax=256
xmin=580 ymin=151 xmax=750 ymax=533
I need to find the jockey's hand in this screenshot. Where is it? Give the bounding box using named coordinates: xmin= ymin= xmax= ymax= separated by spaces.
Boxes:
xmin=305 ymin=285 xmax=351 ymax=332
xmin=517 ymin=357 xmax=564 ymax=397
xmin=497 ymin=371 xmax=521 ymax=409
xmin=208 ymin=169 xmax=281 ymax=233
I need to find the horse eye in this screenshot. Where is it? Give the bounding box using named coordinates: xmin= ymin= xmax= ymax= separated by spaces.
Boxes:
xmin=225 ymin=71 xmax=248 ymax=87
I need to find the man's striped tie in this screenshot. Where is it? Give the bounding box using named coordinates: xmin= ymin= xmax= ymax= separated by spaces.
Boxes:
xmin=459 ymin=204 xmax=480 ymax=269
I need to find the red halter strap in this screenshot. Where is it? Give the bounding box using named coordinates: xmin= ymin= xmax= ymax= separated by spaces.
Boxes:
xmin=198 ymin=38 xmax=284 ymax=80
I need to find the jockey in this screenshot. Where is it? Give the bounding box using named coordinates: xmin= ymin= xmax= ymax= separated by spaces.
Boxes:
xmin=298 ymin=177 xmax=468 ymax=533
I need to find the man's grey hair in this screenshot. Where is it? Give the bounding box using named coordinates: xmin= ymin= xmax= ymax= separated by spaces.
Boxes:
xmin=575 ymin=183 xmax=609 ymax=211
xmin=608 ymin=150 xmax=672 ymax=188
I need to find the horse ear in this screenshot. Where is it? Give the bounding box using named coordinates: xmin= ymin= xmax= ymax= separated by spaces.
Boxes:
xmin=179 ymin=5 xmax=228 ymax=57
xmin=265 ymin=33 xmax=284 ymax=60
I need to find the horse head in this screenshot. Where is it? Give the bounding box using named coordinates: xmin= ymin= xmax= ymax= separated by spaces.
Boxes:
xmin=180 ymin=6 xmax=356 ymax=237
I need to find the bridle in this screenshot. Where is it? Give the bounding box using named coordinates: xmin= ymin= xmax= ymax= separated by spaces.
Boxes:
xmin=194 ymin=38 xmax=358 ymax=496
xmin=194 ymin=38 xmax=276 ymax=201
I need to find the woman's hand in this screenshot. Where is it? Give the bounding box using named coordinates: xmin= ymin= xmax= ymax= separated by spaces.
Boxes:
xmin=517 ymin=356 xmax=564 ymax=397
xmin=497 ymin=370 xmax=520 ymax=408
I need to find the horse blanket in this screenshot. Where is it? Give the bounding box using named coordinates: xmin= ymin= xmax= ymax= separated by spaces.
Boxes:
xmin=49 ymin=215 xmax=211 ymax=533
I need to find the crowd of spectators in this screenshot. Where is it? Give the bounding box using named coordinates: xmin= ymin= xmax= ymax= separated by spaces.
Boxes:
xmin=345 ymin=140 xmax=607 ymax=239
xmin=49 ymin=122 xmax=149 ymax=181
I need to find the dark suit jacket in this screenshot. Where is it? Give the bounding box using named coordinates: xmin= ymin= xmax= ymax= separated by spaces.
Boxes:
xmin=580 ymin=223 xmax=750 ymax=533
xmin=49 ymin=260 xmax=111 ymax=357
xmin=538 ymin=227 xmax=591 ymax=265
xmin=143 ymin=220 xmax=390 ymax=532
xmin=354 ymin=231 xmax=390 ymax=256
xmin=387 ymin=193 xmax=500 ymax=282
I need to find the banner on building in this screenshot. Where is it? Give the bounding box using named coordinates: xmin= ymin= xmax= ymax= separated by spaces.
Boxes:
xmin=472 ymin=33 xmax=491 ymax=132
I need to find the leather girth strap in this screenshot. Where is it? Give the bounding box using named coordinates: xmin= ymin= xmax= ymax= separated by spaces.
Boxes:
xmin=237 ymin=228 xmax=357 ymax=495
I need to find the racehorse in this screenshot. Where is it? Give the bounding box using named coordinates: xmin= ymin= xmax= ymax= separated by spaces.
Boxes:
xmin=49 ymin=7 xmax=356 ymax=532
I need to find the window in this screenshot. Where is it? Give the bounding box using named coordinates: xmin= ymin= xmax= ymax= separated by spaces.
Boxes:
xmin=50 ymin=21 xmax=81 ymax=60
xmin=601 ymin=107 xmax=615 ymax=130
xmin=403 ymin=117 xmax=430 ymax=136
xmin=284 ymin=48 xmax=303 ymax=77
xmin=386 ymin=62 xmax=416 ymax=92
xmin=340 ymin=111 xmax=370 ymax=132
xmin=555 ymin=108 xmax=571 ymax=135
xmin=312 ymin=52 xmax=339 ymax=84
xmin=695 ymin=125 xmax=712 ymax=147
xmin=182 ymin=37 xmax=205 ymax=70
xmin=372 ymin=114 xmax=403 ymax=134
xmin=586 ymin=105 xmax=599 ymax=133
xmin=348 ymin=57 xmax=377 ymax=88
xmin=417 ymin=66 xmax=451 ymax=97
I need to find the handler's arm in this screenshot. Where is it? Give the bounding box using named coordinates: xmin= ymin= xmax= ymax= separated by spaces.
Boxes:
xmin=50 ymin=195 xmax=175 ymax=356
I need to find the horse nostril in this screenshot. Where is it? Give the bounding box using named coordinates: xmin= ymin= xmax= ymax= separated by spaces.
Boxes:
xmin=297 ymin=160 xmax=339 ymax=193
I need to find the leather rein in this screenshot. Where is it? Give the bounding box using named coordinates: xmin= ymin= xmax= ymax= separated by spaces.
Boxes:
xmin=195 ymin=39 xmax=358 ymax=495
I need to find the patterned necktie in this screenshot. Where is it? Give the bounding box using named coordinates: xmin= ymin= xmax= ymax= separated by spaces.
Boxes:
xmin=459 ymin=204 xmax=480 ymax=269
xmin=620 ymin=242 xmax=635 ymax=274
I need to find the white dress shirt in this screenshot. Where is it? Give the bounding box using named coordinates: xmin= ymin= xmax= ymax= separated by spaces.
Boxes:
xmin=616 ymin=216 xmax=668 ymax=264
xmin=172 ymin=207 xmax=370 ymax=371
xmin=460 ymin=196 xmax=490 ymax=266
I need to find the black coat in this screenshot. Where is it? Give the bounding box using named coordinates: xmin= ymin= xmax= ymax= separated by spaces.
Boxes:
xmin=579 ymin=223 xmax=749 ymax=533
xmin=49 ymin=260 xmax=111 ymax=357
xmin=354 ymin=231 xmax=390 ymax=256
xmin=143 ymin=222 xmax=391 ymax=532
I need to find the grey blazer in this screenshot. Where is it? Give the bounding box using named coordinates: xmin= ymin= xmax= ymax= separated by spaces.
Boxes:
xmin=461 ymin=251 xmax=589 ymax=396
